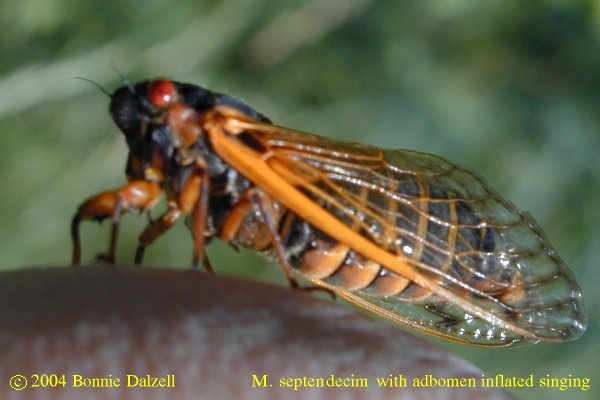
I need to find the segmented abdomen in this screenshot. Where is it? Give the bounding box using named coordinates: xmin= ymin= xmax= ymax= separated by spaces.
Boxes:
xmin=278 ymin=177 xmax=500 ymax=301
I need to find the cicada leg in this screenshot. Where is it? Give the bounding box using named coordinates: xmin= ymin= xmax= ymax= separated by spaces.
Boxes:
xmin=222 ymin=188 xmax=336 ymax=298
xmin=71 ymin=180 xmax=162 ymax=265
xmin=134 ymin=164 xmax=213 ymax=271
xmin=134 ymin=206 xmax=182 ymax=266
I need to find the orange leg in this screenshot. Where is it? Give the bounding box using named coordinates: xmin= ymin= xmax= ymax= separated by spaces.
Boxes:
xmin=134 ymin=165 xmax=213 ymax=270
xmin=222 ymin=188 xmax=335 ymax=298
xmin=191 ymin=167 xmax=213 ymax=271
xmin=250 ymin=190 xmax=335 ymax=298
xmin=247 ymin=190 xmax=301 ymax=289
xmin=71 ymin=180 xmax=161 ymax=265
xmin=134 ymin=206 xmax=181 ymax=265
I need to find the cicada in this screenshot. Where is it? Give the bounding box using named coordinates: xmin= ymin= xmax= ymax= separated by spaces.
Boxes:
xmin=71 ymin=79 xmax=586 ymax=347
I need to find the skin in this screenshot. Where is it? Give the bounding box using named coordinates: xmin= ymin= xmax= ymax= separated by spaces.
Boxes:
xmin=0 ymin=264 xmax=518 ymax=400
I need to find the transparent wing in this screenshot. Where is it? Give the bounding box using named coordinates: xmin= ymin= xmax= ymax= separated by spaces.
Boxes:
xmin=226 ymin=119 xmax=586 ymax=346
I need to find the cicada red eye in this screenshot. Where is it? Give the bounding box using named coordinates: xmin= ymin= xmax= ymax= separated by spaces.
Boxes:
xmin=147 ymin=80 xmax=177 ymax=108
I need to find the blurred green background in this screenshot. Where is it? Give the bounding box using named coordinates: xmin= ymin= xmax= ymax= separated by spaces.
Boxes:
xmin=0 ymin=1 xmax=598 ymax=399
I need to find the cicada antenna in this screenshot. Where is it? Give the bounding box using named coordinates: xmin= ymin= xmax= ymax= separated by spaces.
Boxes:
xmin=74 ymin=77 xmax=112 ymax=97
xmin=110 ymin=62 xmax=135 ymax=93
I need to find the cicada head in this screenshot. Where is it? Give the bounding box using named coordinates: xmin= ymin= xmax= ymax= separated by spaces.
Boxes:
xmin=109 ymin=80 xmax=270 ymax=159
xmin=110 ymin=80 xmax=177 ymax=142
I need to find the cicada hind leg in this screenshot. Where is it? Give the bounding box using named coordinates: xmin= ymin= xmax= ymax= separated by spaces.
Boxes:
xmin=220 ymin=188 xmax=336 ymax=298
xmin=71 ymin=180 xmax=162 ymax=265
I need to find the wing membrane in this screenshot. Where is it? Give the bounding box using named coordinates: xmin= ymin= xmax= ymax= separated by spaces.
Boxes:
xmin=219 ymin=116 xmax=586 ymax=346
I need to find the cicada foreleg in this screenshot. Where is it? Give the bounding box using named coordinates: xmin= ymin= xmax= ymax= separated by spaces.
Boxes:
xmin=71 ymin=180 xmax=162 ymax=265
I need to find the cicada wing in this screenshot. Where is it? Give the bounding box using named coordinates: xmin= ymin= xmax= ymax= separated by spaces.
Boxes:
xmin=216 ymin=114 xmax=586 ymax=345
xmin=333 ymin=287 xmax=533 ymax=347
